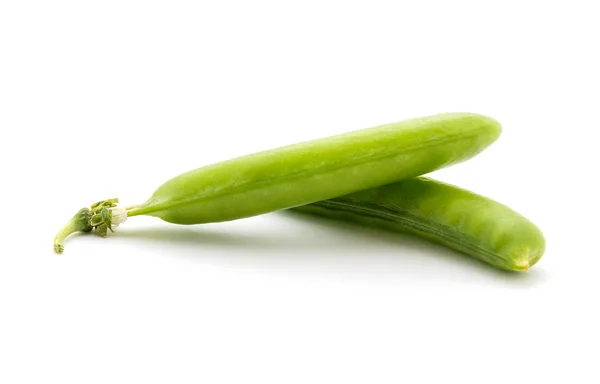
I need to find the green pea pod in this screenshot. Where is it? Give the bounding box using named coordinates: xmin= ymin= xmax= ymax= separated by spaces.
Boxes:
xmin=54 ymin=113 xmax=501 ymax=253
xmin=292 ymin=177 xmax=545 ymax=271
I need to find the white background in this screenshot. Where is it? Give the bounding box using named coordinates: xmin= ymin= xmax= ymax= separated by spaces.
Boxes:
xmin=1 ymin=1 xmax=599 ymax=383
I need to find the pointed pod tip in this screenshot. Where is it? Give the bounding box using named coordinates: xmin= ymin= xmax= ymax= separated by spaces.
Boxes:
xmin=513 ymin=260 xmax=530 ymax=272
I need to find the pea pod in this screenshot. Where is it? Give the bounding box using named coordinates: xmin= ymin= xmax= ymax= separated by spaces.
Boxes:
xmin=54 ymin=113 xmax=501 ymax=253
xmin=292 ymin=177 xmax=545 ymax=271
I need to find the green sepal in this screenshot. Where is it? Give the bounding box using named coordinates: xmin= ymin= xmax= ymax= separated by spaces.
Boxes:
xmin=54 ymin=198 xmax=120 ymax=253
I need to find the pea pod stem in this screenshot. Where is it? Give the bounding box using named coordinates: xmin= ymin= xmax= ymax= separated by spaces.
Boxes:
xmin=53 ymin=208 xmax=93 ymax=254
xmin=53 ymin=201 xmax=128 ymax=254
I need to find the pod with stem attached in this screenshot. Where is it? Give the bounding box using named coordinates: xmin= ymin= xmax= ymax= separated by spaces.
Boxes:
xmin=54 ymin=112 xmax=502 ymax=253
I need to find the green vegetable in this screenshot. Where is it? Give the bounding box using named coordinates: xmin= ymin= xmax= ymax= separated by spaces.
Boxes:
xmin=54 ymin=112 xmax=501 ymax=253
xmin=292 ymin=177 xmax=545 ymax=271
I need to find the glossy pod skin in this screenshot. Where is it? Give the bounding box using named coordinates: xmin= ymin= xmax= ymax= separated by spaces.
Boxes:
xmin=128 ymin=113 xmax=501 ymax=224
xmin=292 ymin=177 xmax=545 ymax=271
